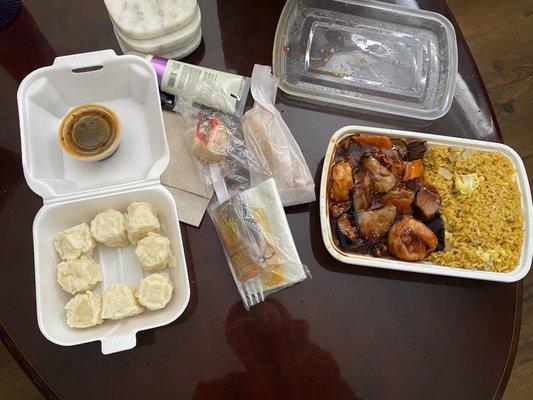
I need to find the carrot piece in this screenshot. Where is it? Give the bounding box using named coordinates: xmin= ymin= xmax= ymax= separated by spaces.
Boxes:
xmin=403 ymin=159 xmax=424 ymax=182
xmin=353 ymin=134 xmax=393 ymax=149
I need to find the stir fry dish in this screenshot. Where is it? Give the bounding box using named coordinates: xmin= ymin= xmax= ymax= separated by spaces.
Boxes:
xmin=327 ymin=133 xmax=445 ymax=262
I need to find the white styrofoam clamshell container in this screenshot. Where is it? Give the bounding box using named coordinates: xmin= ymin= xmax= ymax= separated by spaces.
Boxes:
xmin=320 ymin=125 xmax=532 ymax=282
xmin=17 ymin=50 xmax=190 ymax=354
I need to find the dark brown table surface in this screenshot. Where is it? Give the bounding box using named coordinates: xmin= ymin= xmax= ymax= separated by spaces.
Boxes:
xmin=0 ymin=1 xmax=521 ymax=399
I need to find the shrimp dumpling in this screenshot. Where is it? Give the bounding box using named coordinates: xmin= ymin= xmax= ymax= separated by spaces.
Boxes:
xmin=90 ymin=209 xmax=129 ymax=247
xmin=57 ymin=256 xmax=102 ymax=294
xmin=135 ymin=232 xmax=173 ymax=271
xmin=125 ymin=202 xmax=160 ymax=244
xmin=54 ymin=223 xmax=96 ymax=260
xmin=65 ymin=291 xmax=103 ymax=328
xmin=136 ymin=273 xmax=173 ymax=310
xmin=101 ymin=284 xmax=144 ymax=320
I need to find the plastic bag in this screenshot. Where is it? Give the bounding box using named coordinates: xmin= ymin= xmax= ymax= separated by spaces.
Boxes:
xmin=176 ymin=92 xmax=271 ymax=198
xmin=243 ymin=64 xmax=315 ymax=207
xmin=209 ymin=179 xmax=310 ymax=309
xmin=173 ymin=80 xmax=310 ymax=309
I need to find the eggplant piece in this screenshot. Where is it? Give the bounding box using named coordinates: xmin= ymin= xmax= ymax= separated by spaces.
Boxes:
xmin=330 ymin=202 xmax=351 ymax=219
xmin=426 ymin=213 xmax=445 ymax=252
xmin=346 ymin=141 xmax=366 ymax=169
xmin=335 ymin=138 xmax=365 ymax=167
xmin=392 ymin=138 xmax=409 ymax=160
xmin=415 ymin=186 xmax=442 ymax=219
xmin=353 ymin=171 xmax=374 ymax=211
xmin=371 ymin=240 xmax=389 ymax=258
xmin=356 ymin=204 xmax=398 ymax=241
xmin=361 ymin=155 xmax=397 ymax=194
xmin=405 ymin=179 xmax=423 ymax=193
xmin=337 ymin=213 xmax=358 ymax=243
xmin=407 ymin=140 xmax=428 ymax=161
xmin=379 ymin=148 xmax=403 ymax=166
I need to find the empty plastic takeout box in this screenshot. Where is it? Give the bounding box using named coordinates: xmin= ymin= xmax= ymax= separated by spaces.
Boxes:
xmin=17 ymin=50 xmax=190 ymax=354
xmin=273 ymin=0 xmax=458 ymax=120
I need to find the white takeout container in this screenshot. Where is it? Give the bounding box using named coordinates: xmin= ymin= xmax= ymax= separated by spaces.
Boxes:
xmin=17 ymin=50 xmax=190 ymax=354
xmin=320 ymin=126 xmax=532 ymax=282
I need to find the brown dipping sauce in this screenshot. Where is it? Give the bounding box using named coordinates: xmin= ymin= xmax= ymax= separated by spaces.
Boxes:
xmin=59 ymin=104 xmax=120 ymax=161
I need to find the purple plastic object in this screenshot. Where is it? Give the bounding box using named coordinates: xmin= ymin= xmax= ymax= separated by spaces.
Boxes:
xmin=149 ymin=55 xmax=169 ymax=86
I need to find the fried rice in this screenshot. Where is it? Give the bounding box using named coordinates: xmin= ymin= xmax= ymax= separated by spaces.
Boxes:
xmin=423 ymin=146 xmax=524 ymax=272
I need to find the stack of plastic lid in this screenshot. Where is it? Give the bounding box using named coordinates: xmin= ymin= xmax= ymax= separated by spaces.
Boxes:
xmin=104 ymin=0 xmax=201 ymax=59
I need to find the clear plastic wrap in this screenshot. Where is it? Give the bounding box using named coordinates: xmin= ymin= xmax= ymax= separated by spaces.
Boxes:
xmin=209 ymin=179 xmax=310 ymax=309
xmin=176 ymin=92 xmax=270 ymax=197
xmin=174 ymin=81 xmax=310 ymax=309
xmin=243 ymin=64 xmax=315 ymax=207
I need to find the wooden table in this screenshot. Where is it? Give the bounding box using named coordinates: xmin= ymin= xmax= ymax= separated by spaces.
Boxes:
xmin=0 ymin=1 xmax=521 ymax=399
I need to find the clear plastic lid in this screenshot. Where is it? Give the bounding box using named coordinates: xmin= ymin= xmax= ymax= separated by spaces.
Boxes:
xmin=273 ymin=0 xmax=458 ymax=120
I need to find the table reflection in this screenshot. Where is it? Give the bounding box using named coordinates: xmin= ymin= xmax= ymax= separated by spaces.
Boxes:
xmin=194 ymin=299 xmax=360 ymax=400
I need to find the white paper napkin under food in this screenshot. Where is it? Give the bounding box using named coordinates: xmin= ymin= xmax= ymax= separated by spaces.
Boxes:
xmin=161 ymin=110 xmax=213 ymax=227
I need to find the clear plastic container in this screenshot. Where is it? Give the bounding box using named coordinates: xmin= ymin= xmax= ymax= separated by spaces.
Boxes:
xmin=273 ymin=0 xmax=458 ymax=120
xmin=17 ymin=50 xmax=190 ymax=354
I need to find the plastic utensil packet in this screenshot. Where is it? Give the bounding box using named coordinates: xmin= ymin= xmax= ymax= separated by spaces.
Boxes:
xmin=243 ymin=65 xmax=315 ymax=207
xmin=147 ymin=55 xmax=251 ymax=114
xmin=209 ymin=178 xmax=310 ymax=310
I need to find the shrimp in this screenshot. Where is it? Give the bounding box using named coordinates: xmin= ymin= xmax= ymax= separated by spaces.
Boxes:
xmin=387 ymin=216 xmax=438 ymax=261
xmin=329 ymin=161 xmax=354 ymax=202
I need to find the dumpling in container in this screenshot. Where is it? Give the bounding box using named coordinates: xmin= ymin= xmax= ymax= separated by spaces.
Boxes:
xmin=90 ymin=209 xmax=129 ymax=247
xmin=187 ymin=116 xmax=230 ymax=162
xmin=125 ymin=202 xmax=160 ymax=244
xmin=65 ymin=291 xmax=103 ymax=328
xmin=57 ymin=256 xmax=102 ymax=294
xmin=135 ymin=232 xmax=173 ymax=271
xmin=101 ymin=284 xmax=144 ymax=320
xmin=136 ymin=273 xmax=173 ymax=310
xmin=54 ymin=223 xmax=96 ymax=260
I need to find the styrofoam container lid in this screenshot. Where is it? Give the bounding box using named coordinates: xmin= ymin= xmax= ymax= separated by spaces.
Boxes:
xmin=320 ymin=126 xmax=532 ymax=282
xmin=18 ymin=50 xmax=169 ymax=201
xmin=104 ymin=0 xmax=198 ymax=40
xmin=112 ymin=7 xmax=201 ymax=54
